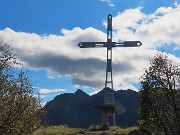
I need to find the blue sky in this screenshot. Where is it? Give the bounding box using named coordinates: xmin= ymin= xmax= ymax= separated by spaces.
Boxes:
xmin=0 ymin=0 xmax=180 ymax=105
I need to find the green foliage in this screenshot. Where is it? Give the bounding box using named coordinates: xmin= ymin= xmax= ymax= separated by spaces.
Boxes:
xmin=139 ymin=53 xmax=180 ymax=135
xmin=0 ymin=42 xmax=46 ymax=135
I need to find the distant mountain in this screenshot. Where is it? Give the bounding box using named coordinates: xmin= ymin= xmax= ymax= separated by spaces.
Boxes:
xmin=44 ymin=88 xmax=140 ymax=128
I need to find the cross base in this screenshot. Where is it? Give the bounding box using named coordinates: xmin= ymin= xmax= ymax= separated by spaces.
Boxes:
xmin=94 ymin=104 xmax=115 ymax=130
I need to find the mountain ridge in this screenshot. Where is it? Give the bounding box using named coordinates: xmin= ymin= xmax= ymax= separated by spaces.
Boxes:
xmin=44 ymin=88 xmax=140 ymax=128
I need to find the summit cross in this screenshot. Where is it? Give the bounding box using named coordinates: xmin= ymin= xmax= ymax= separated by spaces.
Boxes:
xmin=78 ymin=14 xmax=142 ymax=128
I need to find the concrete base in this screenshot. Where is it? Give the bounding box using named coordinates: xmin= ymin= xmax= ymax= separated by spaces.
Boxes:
xmin=102 ymin=108 xmax=109 ymax=130
xmin=94 ymin=104 xmax=115 ymax=130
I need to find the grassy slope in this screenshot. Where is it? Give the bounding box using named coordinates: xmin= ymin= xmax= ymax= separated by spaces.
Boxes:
xmin=33 ymin=125 xmax=138 ymax=135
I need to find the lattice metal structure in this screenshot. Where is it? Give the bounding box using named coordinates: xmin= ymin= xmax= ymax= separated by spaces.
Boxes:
xmin=78 ymin=14 xmax=142 ymax=127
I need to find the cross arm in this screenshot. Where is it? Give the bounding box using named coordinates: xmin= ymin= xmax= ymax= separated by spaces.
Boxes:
xmin=78 ymin=42 xmax=121 ymax=48
xmin=78 ymin=41 xmax=142 ymax=48
xmin=114 ymin=41 xmax=142 ymax=47
xmin=78 ymin=42 xmax=104 ymax=48
xmin=124 ymin=41 xmax=142 ymax=47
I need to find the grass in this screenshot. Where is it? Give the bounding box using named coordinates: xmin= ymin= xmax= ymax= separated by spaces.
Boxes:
xmin=33 ymin=125 xmax=82 ymax=135
xmin=109 ymin=126 xmax=138 ymax=135
xmin=33 ymin=125 xmax=139 ymax=135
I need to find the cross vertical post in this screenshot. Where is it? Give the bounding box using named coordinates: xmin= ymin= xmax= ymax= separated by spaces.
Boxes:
xmin=106 ymin=14 xmax=113 ymax=89
xmin=105 ymin=14 xmax=115 ymax=126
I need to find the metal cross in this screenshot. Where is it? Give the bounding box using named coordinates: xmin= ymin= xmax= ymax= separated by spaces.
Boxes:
xmin=78 ymin=14 xmax=142 ymax=126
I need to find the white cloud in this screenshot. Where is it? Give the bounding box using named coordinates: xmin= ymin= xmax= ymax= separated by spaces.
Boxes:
xmin=40 ymin=102 xmax=47 ymax=107
xmin=33 ymin=94 xmax=46 ymax=99
xmin=0 ymin=2 xmax=180 ymax=91
xmin=155 ymin=7 xmax=173 ymax=15
xmin=111 ymin=3 xmax=180 ymax=49
xmin=100 ymin=0 xmax=114 ymax=7
xmin=109 ymin=3 xmax=114 ymax=7
xmin=89 ymin=90 xmax=101 ymax=96
xmin=39 ymin=88 xmax=66 ymax=94
xmin=115 ymin=83 xmax=139 ymax=92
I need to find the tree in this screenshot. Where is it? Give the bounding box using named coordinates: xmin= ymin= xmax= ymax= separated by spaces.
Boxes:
xmin=139 ymin=53 xmax=180 ymax=135
xmin=0 ymin=41 xmax=45 ymax=135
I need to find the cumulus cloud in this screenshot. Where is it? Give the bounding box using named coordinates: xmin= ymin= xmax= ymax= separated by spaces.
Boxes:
xmin=39 ymin=88 xmax=66 ymax=94
xmin=0 ymin=2 xmax=180 ymax=91
xmin=112 ymin=3 xmax=180 ymax=49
